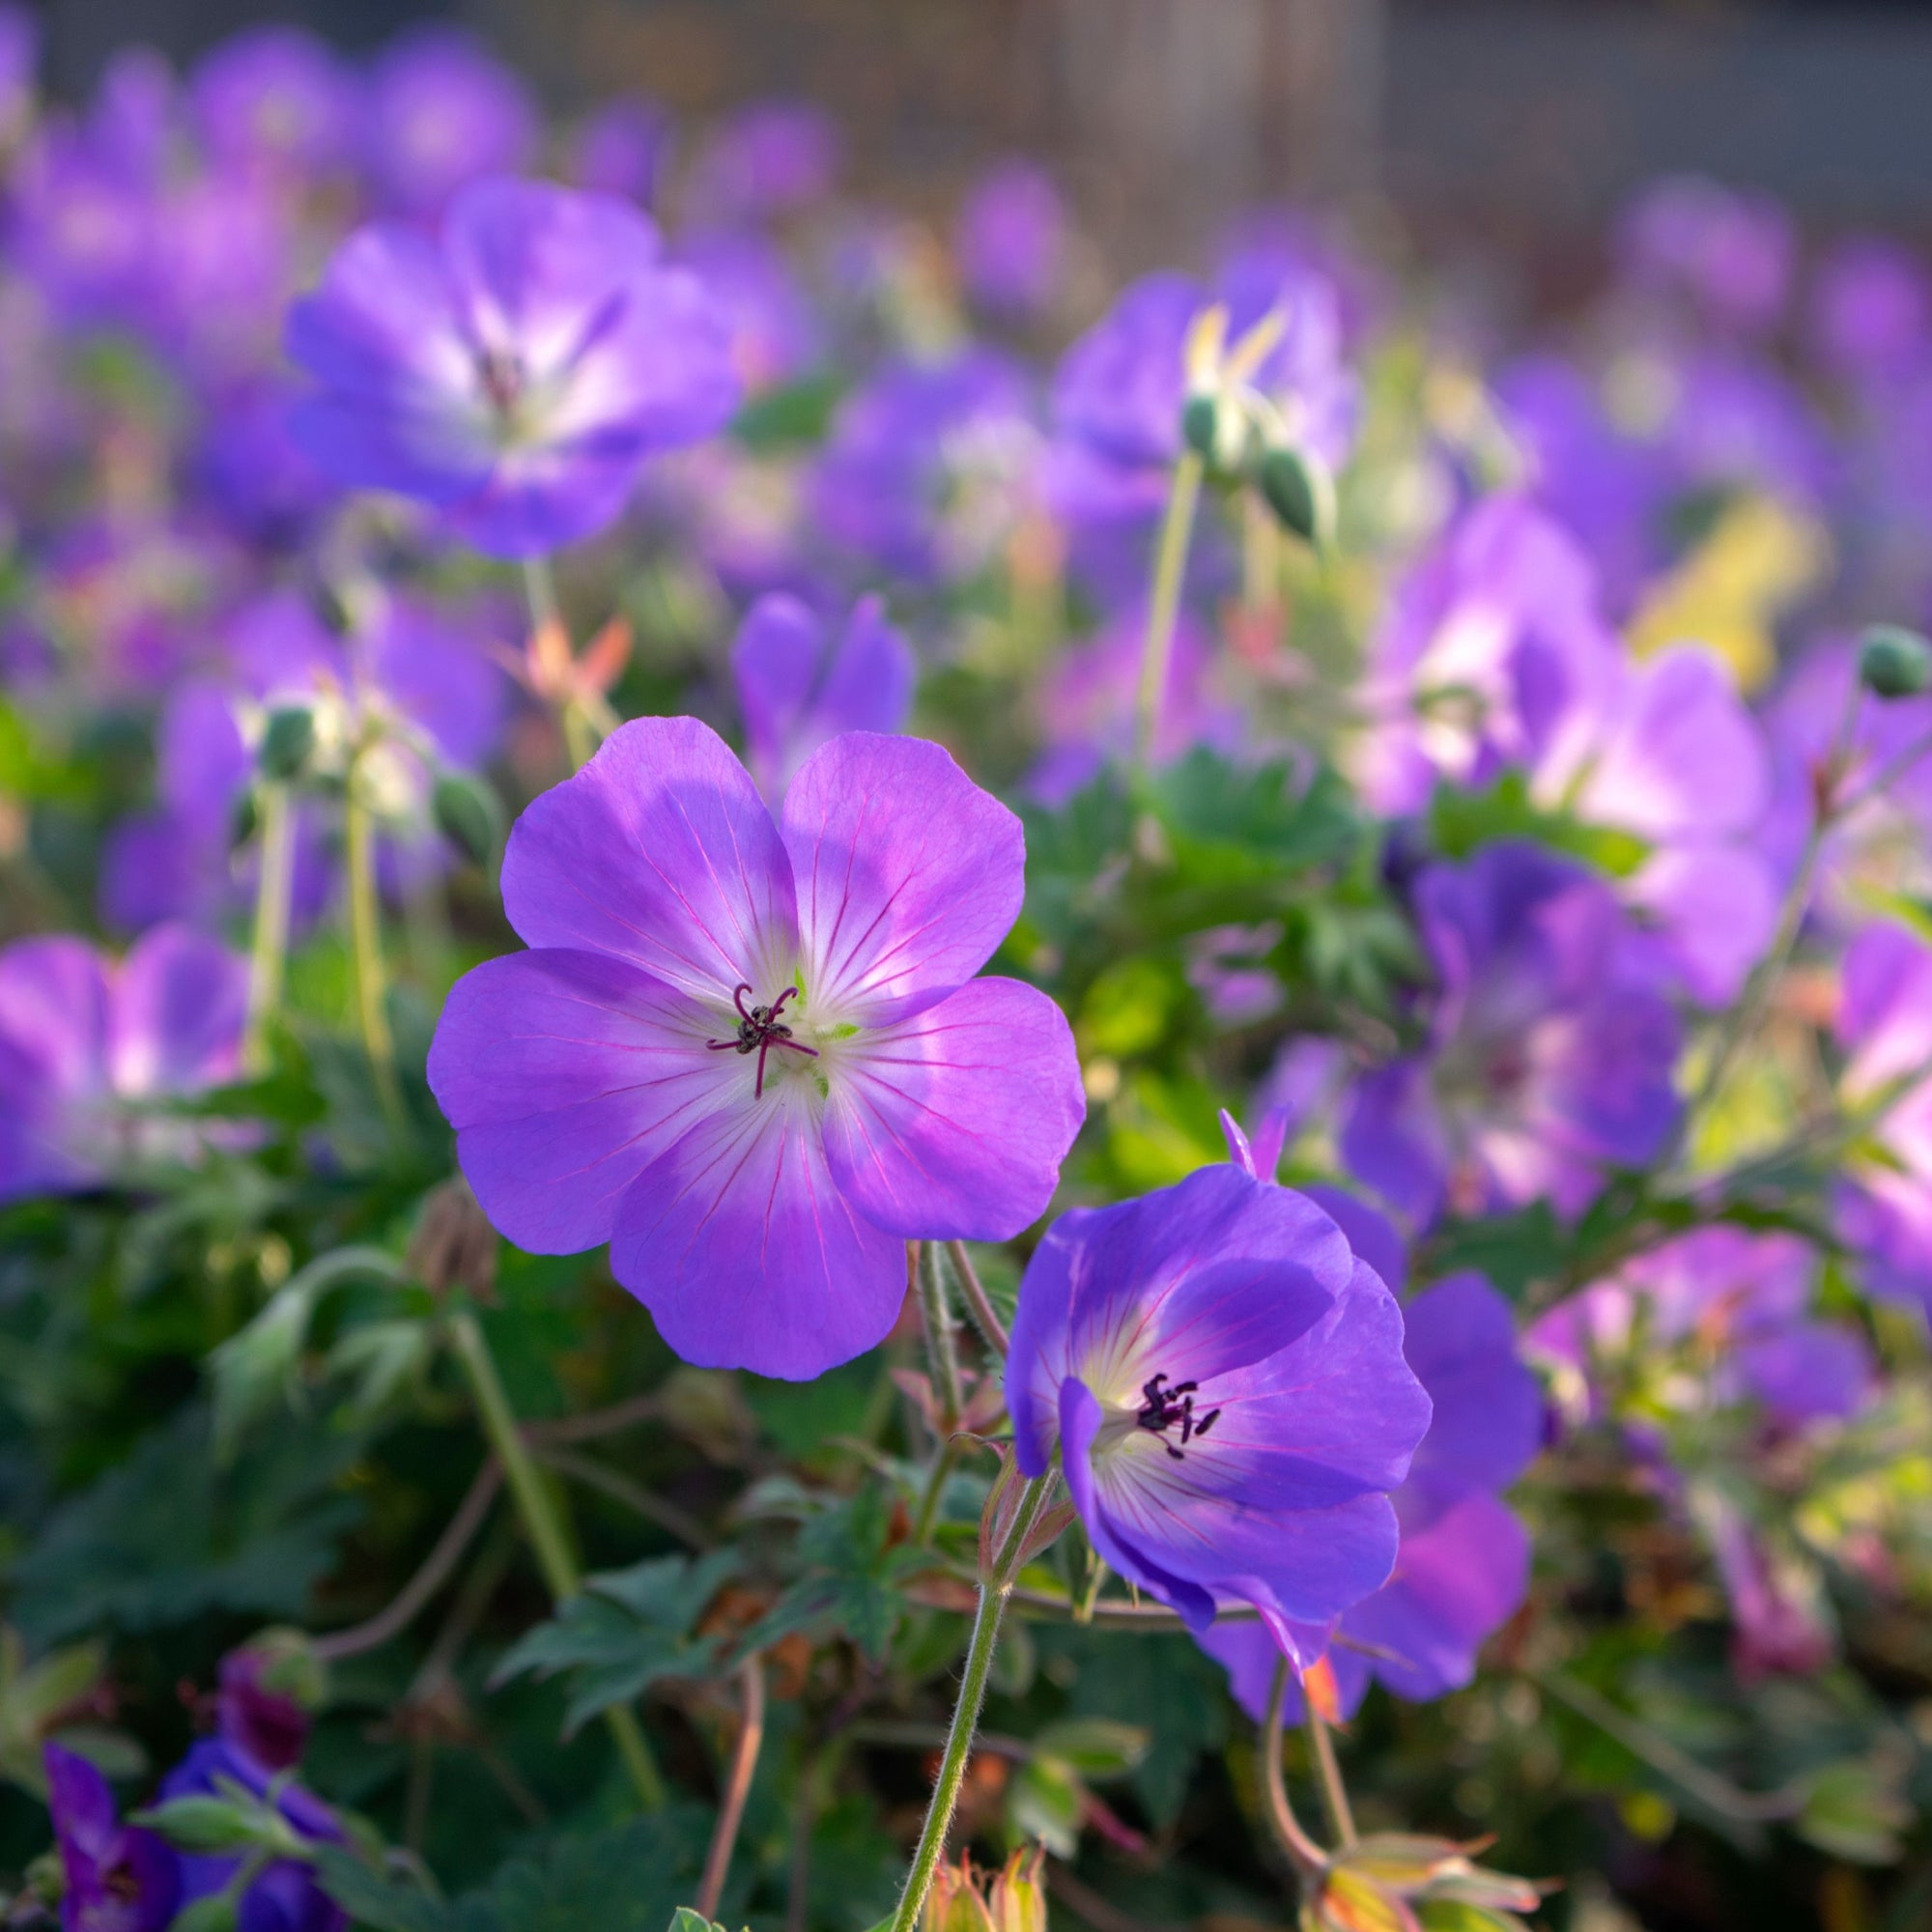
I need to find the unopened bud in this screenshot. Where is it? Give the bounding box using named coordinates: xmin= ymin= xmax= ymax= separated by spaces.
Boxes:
xmin=1859 ymin=625 xmax=1932 ymax=700
xmin=408 ymin=1176 xmax=498 ymax=1302
xmin=228 ymin=787 xmax=259 ymax=852
xmin=257 ymin=706 xmax=316 ymax=782
xmin=432 ymin=772 xmax=504 ymax=870
xmin=1256 ymin=443 xmax=1334 ymax=551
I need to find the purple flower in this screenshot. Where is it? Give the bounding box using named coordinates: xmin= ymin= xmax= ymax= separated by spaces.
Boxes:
xmin=954 ymin=160 xmax=1065 ymax=321
xmin=1616 ymin=176 xmax=1795 ymax=338
xmin=1005 ymin=1164 xmax=1432 ymax=1657
xmin=216 ymin=1643 xmax=313 ymax=1776
xmin=685 ymin=99 xmax=838 ymax=225
xmin=162 ymin=1739 xmax=344 ymax=1932
xmin=0 ymin=926 xmax=248 ymax=1205
xmin=732 ymin=592 xmax=914 ymax=800
xmin=1809 ymin=238 xmax=1930 ymax=388
xmin=288 ymin=176 xmax=740 ymax=557
xmin=1202 ymin=1145 xmax=1538 ymax=1718
xmin=568 ymin=96 xmax=671 ymax=206
xmin=1529 ymin=1228 xmax=1871 ymax=1430
xmin=1053 ymin=262 xmax=1356 ymax=486
xmin=1340 ymin=842 xmax=1681 ymax=1229
xmin=429 ymin=719 xmax=1084 ymax=1379
xmin=43 ymin=1743 xmax=180 ymax=1932
xmin=1835 ymin=921 xmax=1932 ymax=1319
xmin=365 ymin=27 xmax=535 ymax=218
xmin=1704 ymin=1495 xmax=1833 ymax=1682
xmin=810 ymin=348 xmax=1040 ymax=585
xmin=675 ymin=226 xmax=824 ymax=395
xmin=188 ymin=26 xmax=363 ymax=180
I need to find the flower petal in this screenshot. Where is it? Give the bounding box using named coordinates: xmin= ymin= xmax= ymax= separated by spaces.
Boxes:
xmin=501 ymin=716 xmax=800 ymax=1008
xmin=820 ymin=977 xmax=1083 ymax=1241
xmin=108 ymin=924 xmax=247 ymax=1097
xmin=610 ymin=1089 xmax=905 ymax=1379
xmin=781 ymin=732 xmax=1024 ymax=1025
xmin=428 ymin=948 xmax=727 ymax=1253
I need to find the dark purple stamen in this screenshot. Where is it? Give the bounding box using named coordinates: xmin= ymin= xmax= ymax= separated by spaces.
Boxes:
xmin=706 ymin=982 xmax=819 ymax=1098
xmin=1136 ymin=1371 xmax=1221 ymax=1462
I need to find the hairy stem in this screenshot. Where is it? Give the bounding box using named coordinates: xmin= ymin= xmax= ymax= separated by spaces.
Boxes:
xmin=885 ymin=1473 xmax=1054 ymax=1932
xmin=1133 ymin=450 xmax=1205 ymax=771
xmin=447 ymin=1310 xmax=668 ymax=1810
xmin=242 ymin=783 xmax=296 ymax=1076
xmin=915 ymin=1241 xmax=964 ymax=1432
xmin=946 ymin=1240 xmax=1009 ymax=1356
xmin=1304 ymin=1704 xmax=1356 ymax=1847
xmin=695 ymin=1658 xmax=767 ymax=1920
xmin=1261 ymin=1659 xmax=1327 ymax=1880
xmin=344 ymin=773 xmax=405 ymax=1135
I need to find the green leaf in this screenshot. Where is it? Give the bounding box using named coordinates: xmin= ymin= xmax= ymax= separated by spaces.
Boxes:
xmin=1146 ymin=748 xmax=1363 ymax=883
xmin=1008 ymin=1754 xmax=1084 ymax=1860
xmin=668 ymin=1911 xmax=726 ymax=1932
xmin=1031 ymin=1718 xmax=1151 ymax=1780
xmin=491 ymin=1550 xmax=741 ymax=1734
xmin=6 ymin=1406 xmax=362 ymax=1645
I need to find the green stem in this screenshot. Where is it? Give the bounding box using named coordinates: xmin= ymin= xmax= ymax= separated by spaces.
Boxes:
xmin=344 ymin=772 xmax=405 ymax=1135
xmin=521 ymin=554 xmax=562 ymax=633
xmin=243 ymin=784 xmax=296 ymax=1076
xmin=1133 ymin=451 xmax=1205 ymax=771
xmin=1261 ymin=1659 xmax=1326 ymax=1881
xmin=915 ymin=1241 xmax=963 ymax=1432
xmin=945 ymin=1240 xmax=1009 ymax=1356
xmin=885 ymin=1474 xmax=1053 ymax=1932
xmin=447 ymin=1311 xmax=668 ymax=1811
xmin=912 ymin=1436 xmax=963 ymax=1548
xmin=1305 ymin=1704 xmax=1356 ymax=1847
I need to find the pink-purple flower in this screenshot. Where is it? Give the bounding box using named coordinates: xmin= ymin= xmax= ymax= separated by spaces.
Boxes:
xmin=0 ymin=926 xmax=248 ymax=1205
xmin=1005 ymin=1163 xmax=1432 ymax=1660
xmin=429 ymin=719 xmax=1083 ymax=1379
xmin=287 ymin=176 xmax=740 ymax=556
xmin=1341 ymin=841 xmax=1682 ymax=1228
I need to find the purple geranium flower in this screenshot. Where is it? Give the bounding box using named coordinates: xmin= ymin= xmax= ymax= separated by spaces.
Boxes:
xmin=954 ymin=159 xmax=1065 ymax=322
xmin=684 ymin=99 xmax=838 ymax=226
xmin=288 ymin=176 xmax=740 ymax=557
xmin=43 ymin=1743 xmax=180 ymax=1932
xmin=1835 ymin=921 xmax=1932 ymax=1319
xmin=188 ymin=25 xmax=364 ymax=181
xmin=161 ymin=1739 xmax=343 ymax=1932
xmin=1204 ymin=1137 xmax=1538 ymax=1718
xmin=732 ymin=591 xmax=914 ymax=800
xmin=429 ymin=719 xmax=1083 ymax=1379
xmin=568 ymin=96 xmax=671 ymax=207
xmin=1005 ymin=1163 xmax=1432 ymax=1658
xmin=1530 ymin=1227 xmax=1871 ymax=1430
xmin=810 ymin=348 xmax=1040 ymax=586
xmin=0 ymin=926 xmax=247 ymax=1205
xmin=1809 ymin=237 xmax=1930 ymax=389
xmin=365 ymin=26 xmax=535 ymax=218
xmin=1341 ymin=841 xmax=1681 ymax=1229
xmin=1615 ymin=176 xmax=1795 ymax=338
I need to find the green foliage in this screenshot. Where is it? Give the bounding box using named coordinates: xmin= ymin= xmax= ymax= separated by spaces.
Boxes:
xmin=492 ymin=1550 xmax=743 ymax=1734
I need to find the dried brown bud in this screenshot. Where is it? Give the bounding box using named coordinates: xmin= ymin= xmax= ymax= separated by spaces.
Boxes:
xmin=407 ymin=1177 xmax=498 ymax=1303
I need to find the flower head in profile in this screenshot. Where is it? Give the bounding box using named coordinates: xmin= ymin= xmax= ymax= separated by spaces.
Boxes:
xmin=1005 ymin=1164 xmax=1431 ymax=1659
xmin=1202 ymin=1140 xmax=1538 ymax=1720
xmin=287 ymin=176 xmax=740 ymax=556
xmin=1833 ymin=920 xmax=1932 ymax=1320
xmin=731 ymin=591 xmax=914 ymax=801
xmin=1341 ymin=840 xmax=1681 ymax=1230
xmin=429 ymin=719 xmax=1083 ymax=1379
xmin=0 ymin=926 xmax=248 ymax=1205
xmin=43 ymin=1743 xmax=180 ymax=1932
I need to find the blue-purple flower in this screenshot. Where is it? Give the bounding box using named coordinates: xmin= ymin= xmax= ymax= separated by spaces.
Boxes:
xmin=160 ymin=1739 xmax=344 ymax=1932
xmin=43 ymin=1743 xmax=180 ymax=1932
xmin=1005 ymin=1163 xmax=1431 ymax=1659
xmin=954 ymin=160 xmax=1065 ymax=322
xmin=429 ymin=719 xmax=1083 ymax=1379
xmin=287 ymin=176 xmax=739 ymax=556
xmin=0 ymin=926 xmax=248 ymax=1205
xmin=1341 ymin=841 xmax=1682 ymax=1228
xmin=187 ymin=25 xmax=363 ymax=182
xmin=365 ymin=27 xmax=535 ymax=218
xmin=732 ymin=591 xmax=914 ymax=800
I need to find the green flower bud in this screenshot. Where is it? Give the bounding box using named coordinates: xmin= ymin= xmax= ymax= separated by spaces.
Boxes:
xmin=1256 ymin=443 xmax=1334 ymax=551
xmin=1859 ymin=625 xmax=1932 ymax=699
xmin=131 ymin=1795 xmax=260 ymax=1855
xmin=228 ymin=787 xmax=260 ymax=852
xmin=432 ymin=772 xmax=504 ymax=870
xmin=257 ymin=706 xmax=317 ymax=781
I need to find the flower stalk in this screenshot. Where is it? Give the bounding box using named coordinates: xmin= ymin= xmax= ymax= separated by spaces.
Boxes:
xmin=446 ymin=1309 xmax=668 ymax=1811
xmin=1261 ymin=1658 xmax=1327 ymax=1882
xmin=885 ymin=1471 xmax=1055 ymax=1932
xmin=1133 ymin=449 xmax=1205 ymax=771
xmin=242 ymin=783 xmax=297 ymax=1076
xmin=343 ymin=763 xmax=405 ymax=1135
